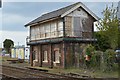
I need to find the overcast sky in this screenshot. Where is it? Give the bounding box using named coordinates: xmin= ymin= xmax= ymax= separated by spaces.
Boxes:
xmin=0 ymin=2 xmax=118 ymax=47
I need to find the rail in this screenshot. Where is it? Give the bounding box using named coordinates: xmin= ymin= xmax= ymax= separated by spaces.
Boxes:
xmin=1 ymin=65 xmax=85 ymax=79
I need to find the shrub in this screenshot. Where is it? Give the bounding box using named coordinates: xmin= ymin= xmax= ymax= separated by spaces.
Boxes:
xmin=90 ymin=51 xmax=103 ymax=69
xmin=103 ymin=49 xmax=116 ymax=72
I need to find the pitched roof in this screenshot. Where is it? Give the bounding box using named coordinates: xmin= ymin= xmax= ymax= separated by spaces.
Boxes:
xmin=25 ymin=2 xmax=99 ymax=27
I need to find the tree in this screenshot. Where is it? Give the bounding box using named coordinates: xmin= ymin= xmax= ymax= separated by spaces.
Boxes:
xmin=96 ymin=4 xmax=119 ymax=50
xmin=3 ymin=39 xmax=14 ymax=56
xmin=94 ymin=32 xmax=110 ymax=51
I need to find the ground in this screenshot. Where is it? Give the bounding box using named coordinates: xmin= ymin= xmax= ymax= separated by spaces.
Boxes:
xmin=0 ymin=56 xmax=119 ymax=78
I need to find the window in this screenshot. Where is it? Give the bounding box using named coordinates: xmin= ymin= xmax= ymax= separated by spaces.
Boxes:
xmin=73 ymin=17 xmax=83 ymax=37
xmin=36 ymin=27 xmax=40 ymax=39
xmin=43 ymin=51 xmax=48 ymax=62
xmin=39 ymin=26 xmax=42 ymax=38
xmin=51 ymin=22 xmax=57 ymax=37
xmin=58 ymin=21 xmax=63 ymax=37
xmin=31 ymin=27 xmax=35 ymax=40
xmin=40 ymin=26 xmax=45 ymax=38
xmin=53 ymin=50 xmax=60 ymax=63
xmin=45 ymin=24 xmax=50 ymax=38
xmin=34 ymin=27 xmax=38 ymax=39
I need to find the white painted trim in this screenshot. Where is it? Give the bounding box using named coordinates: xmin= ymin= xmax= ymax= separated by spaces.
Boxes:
xmin=43 ymin=60 xmax=48 ymax=63
xmin=53 ymin=61 xmax=60 ymax=63
xmin=61 ymin=2 xmax=99 ymax=21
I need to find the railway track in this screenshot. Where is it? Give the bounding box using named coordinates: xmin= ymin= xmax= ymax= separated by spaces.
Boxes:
xmin=1 ymin=65 xmax=84 ymax=80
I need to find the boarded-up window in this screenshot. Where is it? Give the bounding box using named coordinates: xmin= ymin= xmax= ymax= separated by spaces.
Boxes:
xmin=65 ymin=16 xmax=72 ymax=36
xmin=33 ymin=46 xmax=38 ymax=61
xmin=82 ymin=18 xmax=90 ymax=32
xmin=53 ymin=50 xmax=60 ymax=63
xmin=43 ymin=51 xmax=48 ymax=62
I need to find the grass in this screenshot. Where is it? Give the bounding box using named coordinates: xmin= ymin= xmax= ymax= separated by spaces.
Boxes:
xmin=0 ymin=56 xmax=11 ymax=61
xmin=1 ymin=56 xmax=119 ymax=78
xmin=0 ymin=56 xmax=18 ymax=62
xmin=92 ymin=70 xmax=118 ymax=78
xmin=1 ymin=56 xmax=30 ymax=67
xmin=31 ymin=66 xmax=118 ymax=78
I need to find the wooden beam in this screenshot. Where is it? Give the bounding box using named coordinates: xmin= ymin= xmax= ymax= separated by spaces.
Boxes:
xmin=50 ymin=44 xmax=53 ymax=68
xmin=30 ymin=46 xmax=33 ymax=66
xmin=63 ymin=18 xmax=66 ymax=37
xmin=63 ymin=41 xmax=67 ymax=68
xmin=38 ymin=45 xmax=42 ymax=67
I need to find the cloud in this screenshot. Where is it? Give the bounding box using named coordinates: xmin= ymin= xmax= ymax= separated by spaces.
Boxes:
xmin=3 ymin=13 xmax=30 ymax=25
xmin=2 ymin=13 xmax=33 ymax=31
xmin=3 ymin=2 xmax=71 ymax=17
xmin=1 ymin=2 xmax=119 ymax=48
xmin=2 ymin=2 xmax=71 ymax=31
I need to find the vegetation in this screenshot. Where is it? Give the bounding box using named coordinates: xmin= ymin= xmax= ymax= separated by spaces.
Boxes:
xmin=84 ymin=4 xmax=119 ymax=73
xmin=103 ymin=49 xmax=117 ymax=72
xmin=95 ymin=4 xmax=119 ymax=50
xmin=94 ymin=32 xmax=110 ymax=51
xmin=1 ymin=3 xmax=119 ymax=79
xmin=3 ymin=39 xmax=14 ymax=56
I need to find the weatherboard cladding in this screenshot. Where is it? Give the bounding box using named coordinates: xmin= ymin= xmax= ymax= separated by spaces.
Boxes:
xmin=25 ymin=2 xmax=99 ymax=27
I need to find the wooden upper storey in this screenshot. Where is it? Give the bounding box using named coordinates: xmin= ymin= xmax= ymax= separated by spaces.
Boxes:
xmin=25 ymin=2 xmax=99 ymax=41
